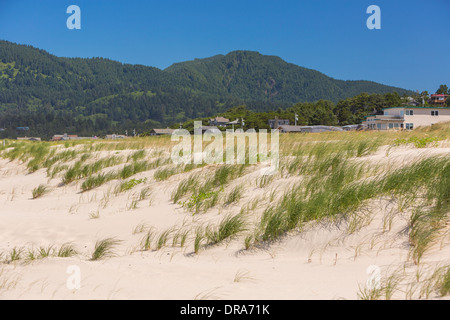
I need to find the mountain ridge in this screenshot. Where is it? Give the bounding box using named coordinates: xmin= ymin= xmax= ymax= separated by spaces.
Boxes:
xmin=164 ymin=50 xmax=412 ymax=103
xmin=0 ymin=40 xmax=413 ymax=138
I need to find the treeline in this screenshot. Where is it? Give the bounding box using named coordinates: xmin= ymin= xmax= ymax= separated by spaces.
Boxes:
xmin=173 ymin=92 xmax=406 ymax=132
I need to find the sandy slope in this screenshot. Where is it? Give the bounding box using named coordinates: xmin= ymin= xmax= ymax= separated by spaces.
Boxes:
xmin=0 ymin=145 xmax=449 ymax=300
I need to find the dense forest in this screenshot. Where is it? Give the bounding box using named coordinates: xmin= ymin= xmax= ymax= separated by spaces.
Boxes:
xmin=0 ymin=40 xmax=416 ymax=139
xmin=166 ymin=51 xmax=412 ymax=103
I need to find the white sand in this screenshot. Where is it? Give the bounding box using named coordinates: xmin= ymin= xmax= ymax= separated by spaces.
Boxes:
xmin=0 ymin=145 xmax=449 ymax=300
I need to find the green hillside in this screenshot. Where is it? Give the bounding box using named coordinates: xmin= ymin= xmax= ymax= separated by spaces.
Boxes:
xmin=0 ymin=40 xmax=414 ymax=139
xmin=165 ymin=50 xmax=412 ymax=103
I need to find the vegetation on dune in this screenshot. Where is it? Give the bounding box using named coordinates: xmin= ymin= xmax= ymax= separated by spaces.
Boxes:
xmin=205 ymin=214 xmax=247 ymax=246
xmin=114 ymin=178 xmax=147 ymax=194
xmin=32 ymin=184 xmax=49 ymax=199
xmin=0 ymin=121 xmax=448 ymax=300
xmin=251 ymin=151 xmax=449 ymax=248
xmin=90 ymin=238 xmax=122 ymax=261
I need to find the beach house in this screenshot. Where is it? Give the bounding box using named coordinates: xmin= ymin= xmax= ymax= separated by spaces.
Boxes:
xmin=150 ymin=128 xmax=175 ymax=136
xmin=209 ymin=117 xmax=230 ymax=127
xmin=430 ymin=94 xmax=449 ymax=105
xmin=363 ymin=106 xmax=450 ymax=130
xmin=268 ymin=118 xmax=290 ymax=129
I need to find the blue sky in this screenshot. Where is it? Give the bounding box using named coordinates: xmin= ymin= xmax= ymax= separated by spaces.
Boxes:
xmin=0 ymin=0 xmax=449 ymax=93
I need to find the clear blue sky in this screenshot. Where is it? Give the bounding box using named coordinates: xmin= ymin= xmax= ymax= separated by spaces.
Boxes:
xmin=0 ymin=0 xmax=449 ymax=93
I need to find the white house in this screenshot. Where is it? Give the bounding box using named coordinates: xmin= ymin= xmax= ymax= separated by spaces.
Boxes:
xmin=363 ymin=106 xmax=450 ymax=130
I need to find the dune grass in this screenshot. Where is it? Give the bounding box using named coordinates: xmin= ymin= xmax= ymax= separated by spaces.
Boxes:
xmin=439 ymin=267 xmax=450 ymax=297
xmin=63 ymin=155 xmax=123 ymax=185
xmin=37 ymin=245 xmax=54 ymax=258
xmin=114 ymin=178 xmax=147 ymax=194
xmin=171 ymin=174 xmax=199 ymax=204
xmin=205 ymin=214 xmax=246 ymax=246
xmin=81 ymin=157 xmax=171 ymax=192
xmin=223 ymin=185 xmax=244 ymax=206
xmin=140 ymin=229 xmax=156 ymax=251
xmin=194 ymin=227 xmax=205 ymax=255
xmin=90 ymin=238 xmax=122 ymax=261
xmin=32 ymin=184 xmax=49 ymax=199
xmin=57 ymin=243 xmax=78 ymax=258
xmin=154 ymin=167 xmax=179 ymax=181
xmin=251 ymin=153 xmax=449 ymax=247
xmin=8 ymin=247 xmax=22 ymax=263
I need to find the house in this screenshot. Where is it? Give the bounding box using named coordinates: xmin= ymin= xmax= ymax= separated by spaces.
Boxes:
xmin=430 ymin=94 xmax=449 ymax=105
xmin=150 ymin=128 xmax=175 ymax=136
xmin=209 ymin=117 xmax=230 ymax=127
xmin=105 ymin=134 xmax=127 ymax=140
xmin=51 ymin=134 xmax=77 ymax=141
xmin=51 ymin=134 xmax=95 ymax=141
xmin=403 ymin=97 xmax=421 ymax=106
xmin=276 ymin=125 xmax=303 ymax=133
xmin=16 ymin=127 xmax=30 ymax=131
xmin=51 ymin=134 xmax=65 ymax=141
xmin=17 ymin=137 xmax=41 ymax=141
xmin=268 ymin=119 xmax=290 ymax=129
xmin=363 ymin=105 xmax=450 ymax=130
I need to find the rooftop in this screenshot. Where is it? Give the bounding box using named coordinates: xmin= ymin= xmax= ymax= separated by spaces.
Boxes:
xmin=383 ymin=105 xmax=450 ymax=110
xmin=152 ymin=128 xmax=175 ymax=134
xmin=210 ymin=117 xmax=230 ymax=123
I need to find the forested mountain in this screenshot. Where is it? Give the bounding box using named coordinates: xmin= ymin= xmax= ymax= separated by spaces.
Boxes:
xmin=0 ymin=40 xmax=413 ymax=139
xmin=165 ymin=50 xmax=412 ymax=103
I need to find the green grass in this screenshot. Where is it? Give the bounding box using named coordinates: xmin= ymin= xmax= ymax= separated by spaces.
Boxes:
xmin=8 ymin=247 xmax=22 ymax=263
xmin=171 ymin=174 xmax=199 ymax=203
xmin=439 ymin=267 xmax=450 ymax=297
xmin=205 ymin=214 xmax=246 ymax=246
xmin=80 ymin=157 xmax=170 ymax=192
xmin=194 ymin=227 xmax=205 ymax=255
xmin=178 ymin=190 xmax=221 ymax=214
xmin=251 ymin=154 xmax=449 ymax=247
xmin=63 ymin=156 xmax=122 ymax=185
xmin=223 ymin=185 xmax=243 ymax=206
xmin=156 ymin=229 xmax=173 ymax=250
xmin=82 ymin=172 xmax=116 ymax=192
xmin=38 ymin=245 xmax=54 ymax=258
xmin=140 ymin=228 xmax=156 ymax=251
xmin=256 ymin=174 xmax=275 ymax=188
xmin=90 ymin=238 xmax=122 ymax=261
xmin=115 ymin=178 xmax=147 ymax=194
xmin=408 ymin=208 xmax=446 ymax=265
xmin=154 ymin=167 xmax=178 ymax=181
xmin=172 ymin=229 xmax=190 ymax=248
xmin=127 ymin=150 xmax=146 ymax=162
xmin=139 ymin=187 xmax=152 ymax=201
xmin=57 ymin=243 xmax=78 ymax=258
xmin=394 ymin=136 xmax=441 ymax=148
xmin=32 ymin=184 xmax=49 ymax=199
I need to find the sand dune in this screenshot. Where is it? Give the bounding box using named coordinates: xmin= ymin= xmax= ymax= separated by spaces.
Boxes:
xmin=0 ymin=136 xmax=449 ymax=300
